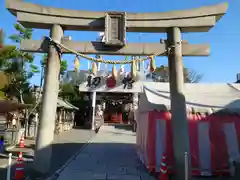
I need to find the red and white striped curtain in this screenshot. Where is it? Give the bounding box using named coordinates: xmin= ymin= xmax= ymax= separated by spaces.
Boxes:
xmin=136 ymin=111 xmax=240 ymax=176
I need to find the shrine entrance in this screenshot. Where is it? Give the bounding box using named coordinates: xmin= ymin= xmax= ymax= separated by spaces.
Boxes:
xmin=6 ymin=0 xmax=228 ymax=179
xmin=96 ymin=92 xmax=133 ymax=124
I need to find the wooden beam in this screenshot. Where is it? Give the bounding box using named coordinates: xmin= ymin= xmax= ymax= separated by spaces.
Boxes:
xmin=20 ymin=39 xmax=210 ymax=56
xmin=6 ymin=0 xmax=228 ymax=32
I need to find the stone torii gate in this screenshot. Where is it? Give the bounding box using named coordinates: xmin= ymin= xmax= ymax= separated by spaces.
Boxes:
xmin=6 ymin=0 xmax=227 ymax=179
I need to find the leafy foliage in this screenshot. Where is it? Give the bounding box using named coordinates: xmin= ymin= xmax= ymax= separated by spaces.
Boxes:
xmin=184 ymin=68 xmax=203 ymax=83
xmin=154 ymin=65 xmax=203 ymax=83
xmin=8 ymin=24 xmax=33 ymax=43
xmin=0 ymin=29 xmax=17 ymax=69
xmin=60 ymin=60 xmax=68 ymax=77
xmin=0 ymin=72 xmax=8 ymax=99
xmin=0 ymin=24 xmax=39 ymax=104
xmin=39 ymin=53 xmax=68 ymax=88
xmin=59 ymin=83 xmax=81 ymax=102
xmin=40 ymin=54 xmax=68 ymax=75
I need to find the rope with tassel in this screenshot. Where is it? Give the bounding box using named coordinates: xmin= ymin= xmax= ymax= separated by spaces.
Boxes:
xmin=47 ymin=36 xmax=181 ymax=78
xmin=45 ymin=36 xmax=166 ymax=66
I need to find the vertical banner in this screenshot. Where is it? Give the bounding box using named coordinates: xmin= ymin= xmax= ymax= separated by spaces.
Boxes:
xmin=198 ymin=121 xmax=211 ymax=175
xmin=147 ymin=112 xmax=156 ymax=171
xmin=188 ymin=113 xmax=199 ymax=171
xmin=209 ymin=115 xmax=228 ymax=174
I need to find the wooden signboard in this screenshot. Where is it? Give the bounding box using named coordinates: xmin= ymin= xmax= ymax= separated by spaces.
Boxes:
xmin=105 ymin=12 xmax=126 ymax=46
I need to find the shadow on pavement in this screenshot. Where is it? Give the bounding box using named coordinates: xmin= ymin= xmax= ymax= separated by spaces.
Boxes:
xmin=0 ymin=142 xmax=234 ymax=180
xmin=114 ymin=124 xmax=133 ymax=131
xmin=102 ymin=124 xmax=133 ymax=131
xmin=40 ymin=142 xmax=153 ymax=180
xmin=72 ymin=125 xmax=91 ymax=130
xmin=0 ymin=128 xmax=94 ymax=180
xmin=27 ymin=142 xmax=89 ymax=180
xmin=0 ymin=142 xmax=89 ymax=180
xmin=31 ymin=143 xmax=234 ymax=180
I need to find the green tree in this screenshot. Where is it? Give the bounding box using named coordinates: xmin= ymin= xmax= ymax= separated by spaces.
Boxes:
xmin=59 ymin=82 xmax=81 ymax=102
xmin=1 ymin=24 xmax=39 ymax=104
xmin=0 ymin=29 xmax=18 ymax=69
xmin=0 ymin=29 xmax=12 ymax=99
xmin=40 ymin=54 xmax=68 ymax=88
xmin=154 ymin=65 xmax=203 ymax=83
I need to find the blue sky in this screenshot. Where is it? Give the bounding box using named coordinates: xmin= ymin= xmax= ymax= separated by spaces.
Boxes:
xmin=0 ymin=0 xmax=239 ymax=85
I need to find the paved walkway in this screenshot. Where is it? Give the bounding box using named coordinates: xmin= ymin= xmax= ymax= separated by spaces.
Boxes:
xmin=0 ymin=128 xmax=94 ymax=180
xmin=57 ymin=126 xmax=155 ymax=180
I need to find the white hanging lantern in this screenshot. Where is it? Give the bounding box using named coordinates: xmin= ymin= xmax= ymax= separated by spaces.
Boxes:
xmin=124 ymin=103 xmax=129 ymax=112
xmin=102 ymin=101 xmax=106 ymax=110
xmin=133 ymin=93 xmax=139 ymax=110
xmin=117 ymin=65 xmax=125 ymax=85
xmin=124 ymin=71 xmax=129 ymax=78
xmin=119 ymin=65 xmax=125 ymax=73
xmin=74 ymin=56 xmax=80 ymax=72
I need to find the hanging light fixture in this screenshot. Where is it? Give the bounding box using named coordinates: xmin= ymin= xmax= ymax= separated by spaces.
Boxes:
xmin=102 ymin=101 xmax=106 ymax=110
xmin=149 ymin=56 xmax=156 ymax=72
xmin=112 ymin=65 xmax=117 ymax=80
xmin=119 ymin=65 xmax=124 ymax=74
xmin=73 ymin=56 xmax=80 ymax=72
xmin=92 ymin=62 xmax=97 ymax=75
xmin=131 ymin=60 xmax=137 ymax=80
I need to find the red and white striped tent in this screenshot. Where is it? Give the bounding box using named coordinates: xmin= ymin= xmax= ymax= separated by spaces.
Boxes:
xmin=136 ymin=83 xmax=240 ymax=176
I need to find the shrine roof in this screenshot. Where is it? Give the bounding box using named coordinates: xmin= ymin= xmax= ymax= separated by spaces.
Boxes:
xmin=0 ymin=100 xmax=32 ymax=113
xmin=57 ymin=98 xmax=78 ymax=110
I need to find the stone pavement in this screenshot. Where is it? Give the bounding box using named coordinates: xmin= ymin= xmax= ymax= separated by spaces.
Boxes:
xmin=0 ymin=128 xmax=94 ymax=180
xmin=56 ymin=126 xmax=155 ymax=180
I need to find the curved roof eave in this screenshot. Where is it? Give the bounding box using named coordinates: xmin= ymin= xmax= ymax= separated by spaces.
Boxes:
xmin=0 ymin=100 xmax=32 ymax=113
xmin=64 ymin=100 xmax=79 ymax=110
xmin=57 ymin=98 xmax=73 ymax=109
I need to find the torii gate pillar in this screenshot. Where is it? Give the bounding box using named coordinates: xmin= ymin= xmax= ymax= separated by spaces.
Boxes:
xmin=168 ymin=27 xmax=190 ymax=180
xmin=34 ymin=24 xmax=63 ymax=173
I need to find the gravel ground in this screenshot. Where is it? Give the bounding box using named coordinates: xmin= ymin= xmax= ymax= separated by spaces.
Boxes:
xmin=0 ymin=128 xmax=95 ymax=180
